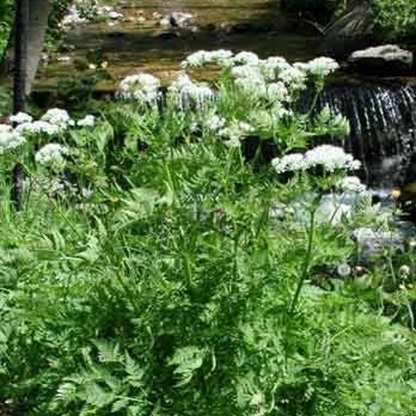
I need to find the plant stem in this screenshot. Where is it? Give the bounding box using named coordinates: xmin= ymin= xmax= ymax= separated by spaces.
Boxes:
xmin=289 ymin=208 xmax=316 ymax=315
xmin=307 ymin=85 xmax=323 ymax=117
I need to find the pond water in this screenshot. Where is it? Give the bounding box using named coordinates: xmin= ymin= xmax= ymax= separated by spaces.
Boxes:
xmin=36 ymin=0 xmax=320 ymax=89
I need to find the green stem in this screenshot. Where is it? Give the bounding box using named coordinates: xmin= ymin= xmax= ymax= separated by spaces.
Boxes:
xmin=21 ymin=164 xmax=83 ymax=239
xmin=307 ymin=84 xmax=323 ymax=117
xmin=164 ymin=160 xmax=178 ymax=206
xmin=289 ymin=208 xmax=316 ymax=315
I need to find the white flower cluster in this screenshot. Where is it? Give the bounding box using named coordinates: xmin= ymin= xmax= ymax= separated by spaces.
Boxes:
xmin=9 ymin=112 xmax=33 ymax=125
xmin=272 ymin=153 xmax=305 ymax=173
xmin=17 ymin=121 xmax=61 ymax=136
xmin=0 ymin=129 xmax=26 ymax=153
xmin=1 ymin=109 xmax=95 ymax=158
xmin=35 ymin=143 xmax=68 ymax=166
xmin=219 ymin=121 xmax=254 ymax=147
xmin=168 ymin=73 xmax=215 ymax=109
xmin=305 ymin=145 xmax=361 ymax=172
xmin=338 ymin=176 xmax=366 ymax=193
xmin=272 ymin=145 xmax=361 ymax=174
xmin=15 ymin=108 xmax=75 ymax=136
xmin=0 ymin=124 xmax=12 ymax=134
xmin=77 ymin=115 xmax=95 ymax=127
xmin=294 ymin=57 xmax=340 ymax=77
xmin=41 ymin=108 xmax=74 ymax=129
xmin=229 ymin=56 xmax=305 ymax=102
xmin=181 ymin=50 xmax=234 ymax=68
xmin=179 ymin=51 xmax=340 ymax=112
xmin=118 ymin=73 xmax=161 ymax=103
xmin=204 ymin=113 xmax=226 ymax=132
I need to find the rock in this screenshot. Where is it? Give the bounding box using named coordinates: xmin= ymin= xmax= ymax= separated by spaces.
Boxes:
xmin=347 ymin=45 xmax=413 ymax=74
xmin=159 ymin=12 xmax=193 ymax=29
xmin=322 ymin=1 xmax=376 ymax=59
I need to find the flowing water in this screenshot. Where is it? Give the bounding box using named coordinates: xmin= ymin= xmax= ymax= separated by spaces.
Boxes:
xmin=36 ymin=0 xmax=320 ymax=88
xmin=316 ymin=82 xmax=416 ymax=187
xmin=36 ymin=0 xmax=416 ymax=190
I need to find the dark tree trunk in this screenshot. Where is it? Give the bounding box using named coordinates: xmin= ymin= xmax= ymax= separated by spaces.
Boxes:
xmin=11 ymin=0 xmax=29 ymax=210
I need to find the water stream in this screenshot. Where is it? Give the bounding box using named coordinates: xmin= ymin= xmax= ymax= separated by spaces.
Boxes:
xmin=36 ymin=0 xmax=416 ymax=191
xmin=318 ymin=83 xmax=416 ymax=187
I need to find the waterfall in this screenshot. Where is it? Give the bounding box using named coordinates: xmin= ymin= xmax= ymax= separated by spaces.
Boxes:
xmin=315 ymin=83 xmax=416 ymax=187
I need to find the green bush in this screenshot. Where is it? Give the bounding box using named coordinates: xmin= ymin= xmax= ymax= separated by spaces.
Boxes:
xmin=1 ymin=52 xmax=416 ymax=416
xmin=373 ymin=0 xmax=416 ymax=40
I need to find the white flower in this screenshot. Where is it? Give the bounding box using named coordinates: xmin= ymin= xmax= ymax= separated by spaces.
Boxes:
xmin=272 ymin=146 xmax=360 ymax=174
xmin=41 ymin=108 xmax=73 ymax=129
xmin=35 ymin=143 xmax=68 ymax=165
xmin=210 ymin=49 xmax=234 ymax=66
xmin=271 ymin=153 xmax=305 ymax=173
xmin=168 ymin=73 xmax=214 ymax=108
xmin=294 ymin=57 xmax=339 ymax=77
xmin=205 ymin=114 xmax=226 ymax=131
xmin=304 ymin=145 xmax=361 ymax=172
xmin=77 ymin=114 xmax=95 ymax=127
xmin=260 ymin=57 xmax=291 ymax=80
xmin=9 ymin=112 xmax=33 ymax=125
xmin=190 ymin=122 xmax=199 ymax=132
xmin=234 ymin=76 xmax=267 ymax=96
xmin=231 ymin=64 xmax=262 ymax=80
xmin=278 ymin=66 xmax=307 ymax=89
xmin=225 ymin=136 xmax=241 ymax=147
xmin=231 ymin=64 xmax=268 ymax=97
xmin=181 ymin=50 xmax=211 ymax=67
xmin=267 ymin=82 xmax=289 ymax=102
xmin=219 ymin=121 xmax=253 ymax=143
xmin=0 ymin=130 xmax=26 ymax=153
xmin=181 ymin=50 xmax=235 ymax=68
xmin=337 ymin=263 xmax=351 ymax=277
xmin=0 ymin=124 xmax=12 ymax=134
xmin=118 ymin=73 xmax=161 ymax=102
xmin=232 ymin=51 xmax=259 ymax=66
xmin=399 ymin=265 xmax=411 ymax=278
xmin=338 ymin=176 xmax=366 ymax=193
xmin=16 ymin=121 xmax=60 ymax=136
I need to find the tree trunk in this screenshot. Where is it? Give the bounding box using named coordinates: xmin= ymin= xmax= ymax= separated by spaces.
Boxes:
xmin=1 ymin=0 xmax=51 ymax=94
xmin=11 ymin=0 xmax=29 ymax=211
xmin=26 ymin=0 xmax=51 ymax=94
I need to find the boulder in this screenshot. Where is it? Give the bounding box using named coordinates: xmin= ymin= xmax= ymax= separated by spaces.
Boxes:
xmin=347 ymin=45 xmax=413 ymax=75
xmin=322 ymin=1 xmax=376 ymax=59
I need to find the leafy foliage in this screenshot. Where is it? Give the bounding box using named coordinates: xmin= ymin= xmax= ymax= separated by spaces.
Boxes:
xmin=0 ymin=56 xmax=416 ymax=416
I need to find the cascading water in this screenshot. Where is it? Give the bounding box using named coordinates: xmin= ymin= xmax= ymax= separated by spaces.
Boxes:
xmin=316 ymin=83 xmax=416 ymax=188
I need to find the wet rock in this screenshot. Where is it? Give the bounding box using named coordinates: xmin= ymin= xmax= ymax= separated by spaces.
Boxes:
xmin=347 ymin=45 xmax=414 ymax=75
xmin=322 ymin=1 xmax=376 ymax=59
xmin=159 ymin=12 xmax=194 ymax=29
